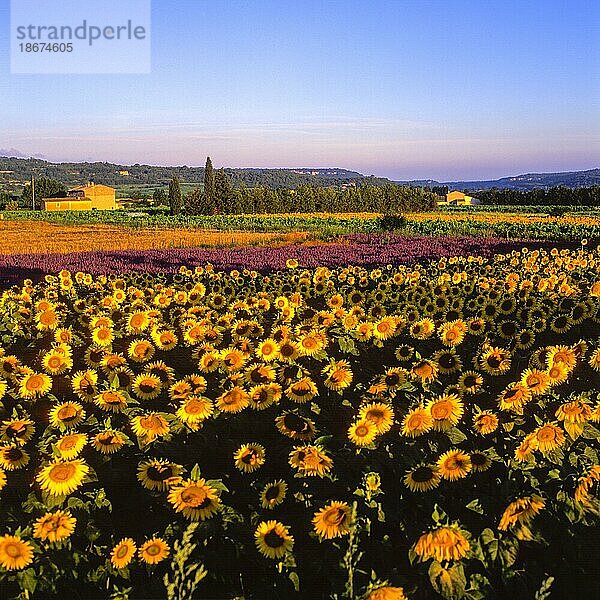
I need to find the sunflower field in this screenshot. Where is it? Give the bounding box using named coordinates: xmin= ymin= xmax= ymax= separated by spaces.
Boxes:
xmin=0 ymin=247 xmax=598 ymax=599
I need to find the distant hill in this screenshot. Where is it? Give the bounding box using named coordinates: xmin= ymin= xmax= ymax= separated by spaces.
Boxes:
xmin=398 ymin=169 xmax=600 ymax=191
xmin=0 ymin=157 xmax=391 ymax=190
xmin=2 ymin=156 xmax=597 ymax=193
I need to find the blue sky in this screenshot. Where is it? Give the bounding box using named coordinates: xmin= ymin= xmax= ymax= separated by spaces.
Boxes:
xmin=0 ymin=0 xmax=598 ymax=180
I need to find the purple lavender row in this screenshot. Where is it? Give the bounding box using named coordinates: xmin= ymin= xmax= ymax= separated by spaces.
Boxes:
xmin=0 ymin=235 xmax=578 ymax=285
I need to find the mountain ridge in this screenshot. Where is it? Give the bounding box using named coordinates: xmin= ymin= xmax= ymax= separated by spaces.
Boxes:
xmin=0 ymin=156 xmax=598 ymax=191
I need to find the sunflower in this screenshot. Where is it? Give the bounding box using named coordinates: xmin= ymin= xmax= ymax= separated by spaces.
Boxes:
xmin=365 ymin=585 xmax=408 ymax=600
xmin=289 ymin=445 xmax=333 ymax=477
xmin=49 ymin=402 xmax=85 ymax=430
xmin=404 ymin=465 xmax=441 ymax=492
xmin=245 ymin=363 xmax=277 ymax=385
xmin=411 ymin=359 xmax=438 ymax=384
xmin=520 ymin=369 xmax=551 ymax=396
xmin=433 ymin=349 xmax=462 ymax=374
xmin=278 ymin=340 xmax=299 ymax=362
xmin=473 ymin=411 xmax=499 ymax=435
xmin=588 ymin=348 xmax=600 ymax=371
xmin=0 ymin=418 xmax=34 ymax=445
xmin=248 ymin=383 xmax=282 ymax=410
xmin=547 ymin=345 xmax=577 ymax=370
xmin=145 ymin=361 xmax=175 ymax=386
xmin=323 ymin=360 xmax=353 ymax=391
xmin=372 ymin=316 xmax=397 ymax=341
xmin=132 ymin=373 xmax=162 ymax=401
xmin=359 ymin=403 xmax=394 ymax=434
xmin=498 ymin=495 xmax=545 ymax=530
xmin=111 ymin=537 xmax=137 ymax=569
xmin=95 ymin=390 xmax=129 ymax=413
xmin=458 ymin=371 xmax=484 ymax=395
xmin=19 ymin=372 xmax=52 ymax=399
xmin=255 ymin=520 xmax=294 ymax=559
xmin=42 ymin=351 xmax=73 ymax=376
xmin=92 ymin=326 xmax=114 ymax=347
xmin=33 ymin=510 xmax=76 ymax=542
xmin=137 ymin=459 xmax=183 ymax=491
xmin=154 ymin=329 xmax=178 ymax=351
xmin=514 ymin=433 xmax=538 ymax=462
xmin=574 ymin=465 xmax=600 ymax=505
xmin=413 ymin=526 xmax=470 ymax=562
xmin=37 ymin=459 xmax=89 ymax=496
xmin=348 ymin=419 xmax=377 ymax=446
xmin=275 ymin=413 xmax=317 ymax=440
xmin=479 ymin=347 xmax=511 ymax=375
xmin=497 ymin=383 xmax=531 ymax=413
xmin=167 ymin=478 xmax=221 ymax=521
xmin=0 ymin=445 xmax=30 ymax=470
xmin=139 ymin=538 xmax=170 ymax=564
xmin=55 ymin=433 xmax=87 ymax=459
xmin=297 ymin=331 xmax=325 ymax=356
xmin=0 ymin=357 xmax=20 ymax=383
xmin=0 ymin=535 xmax=34 ymax=570
xmin=380 ymin=367 xmax=408 ymax=391
xmin=131 ymin=413 xmax=170 ymax=441
xmin=71 ymin=370 xmax=98 ymax=401
xmin=260 ymin=480 xmax=287 ymax=509
xmin=555 ymin=399 xmax=592 ymax=424
xmin=401 ymin=407 xmax=433 ymax=437
xmin=256 ymin=339 xmax=281 ymax=362
xmin=470 ymin=451 xmax=492 ymax=472
xmin=312 ymin=501 xmax=352 ymax=539
xmin=283 ymin=377 xmax=318 ymax=404
xmin=426 ymin=394 xmax=464 ymax=431
xmin=395 ymin=345 xmax=414 ymax=362
xmin=127 ymin=339 xmax=155 ymax=363
xmin=234 ymin=443 xmax=266 ymax=473
xmin=439 ymin=321 xmax=466 ymax=347
xmin=216 ymin=386 xmax=250 ymax=413
xmin=533 ymin=423 xmax=565 ymax=453
xmin=437 ymin=449 xmax=472 ymax=481
xmin=92 ymin=430 xmax=127 ymax=454
xmin=546 ymin=362 xmax=570 ymax=386
xmin=126 ymin=311 xmax=150 ymax=333
xmin=176 ymin=396 xmax=214 ymax=428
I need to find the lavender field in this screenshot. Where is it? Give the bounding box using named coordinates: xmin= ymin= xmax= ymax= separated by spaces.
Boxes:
xmin=0 ymin=234 xmax=578 ymax=286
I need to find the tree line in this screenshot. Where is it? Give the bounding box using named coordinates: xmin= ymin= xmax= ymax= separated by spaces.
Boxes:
xmin=166 ymin=158 xmax=438 ymax=215
xmin=473 ymin=186 xmax=600 ymax=206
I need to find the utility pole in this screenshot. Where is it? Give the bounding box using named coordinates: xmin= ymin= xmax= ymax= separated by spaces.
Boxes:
xmin=31 ymin=174 xmax=35 ymax=210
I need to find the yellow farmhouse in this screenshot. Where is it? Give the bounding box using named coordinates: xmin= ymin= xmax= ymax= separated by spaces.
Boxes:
xmin=438 ymin=190 xmax=480 ymax=206
xmin=44 ymin=183 xmax=116 ymax=211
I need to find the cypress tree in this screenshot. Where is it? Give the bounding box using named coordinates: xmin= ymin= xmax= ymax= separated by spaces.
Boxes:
xmin=214 ymin=169 xmax=235 ymax=213
xmin=203 ymin=157 xmax=215 ymax=211
xmin=168 ymin=175 xmax=182 ymax=215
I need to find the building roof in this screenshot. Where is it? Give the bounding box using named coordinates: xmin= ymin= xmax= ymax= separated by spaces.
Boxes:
xmin=69 ymin=183 xmax=115 ymax=192
xmin=44 ymin=197 xmax=90 ymax=202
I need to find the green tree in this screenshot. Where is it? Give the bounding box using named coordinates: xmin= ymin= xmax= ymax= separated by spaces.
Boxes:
xmin=203 ymin=157 xmax=215 ymax=210
xmin=21 ymin=177 xmax=65 ymax=210
xmin=185 ymin=187 xmax=212 ymax=215
xmin=153 ymin=188 xmax=167 ymax=206
xmin=168 ymin=176 xmax=182 ymax=215
xmin=214 ymin=169 xmax=236 ymax=213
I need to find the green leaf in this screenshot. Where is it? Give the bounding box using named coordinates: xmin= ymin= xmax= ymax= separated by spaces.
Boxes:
xmin=466 ymin=499 xmax=484 ymax=514
xmin=190 ymin=464 xmax=202 ymax=480
xmin=447 ymin=428 xmax=467 ymax=444
xmin=17 ymin=568 xmax=38 ymax=593
xmin=289 ymin=570 xmax=300 ymax=592
xmin=534 ymin=576 xmax=554 ymax=600
xmin=499 ymin=537 xmax=519 ymax=569
xmin=429 ymin=561 xmax=466 ymax=599
xmin=479 ymin=529 xmax=499 ymax=563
